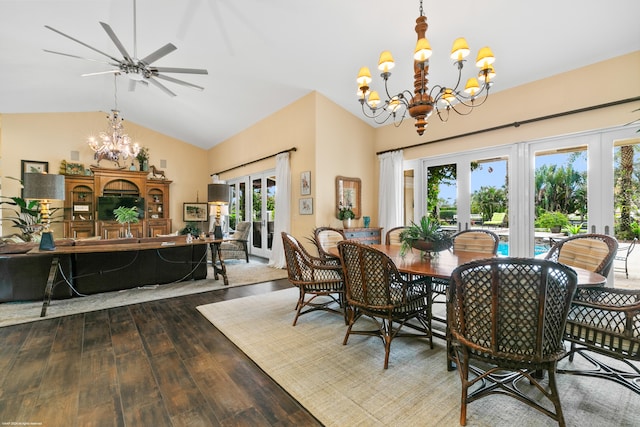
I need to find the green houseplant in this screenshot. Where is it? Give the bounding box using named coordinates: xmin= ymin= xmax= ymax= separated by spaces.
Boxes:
xmin=399 ymin=216 xmax=453 ymax=257
xmin=113 ymin=206 xmax=139 ymax=238
xmin=338 ymin=204 xmax=356 ymax=228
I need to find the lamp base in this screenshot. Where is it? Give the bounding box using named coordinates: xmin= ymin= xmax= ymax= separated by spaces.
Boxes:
xmin=214 ymin=225 xmax=223 ymax=239
xmin=39 ymin=231 xmax=56 ymax=251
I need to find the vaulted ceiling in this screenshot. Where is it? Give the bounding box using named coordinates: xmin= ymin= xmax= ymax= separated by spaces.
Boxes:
xmin=1 ymin=0 xmax=638 ymax=149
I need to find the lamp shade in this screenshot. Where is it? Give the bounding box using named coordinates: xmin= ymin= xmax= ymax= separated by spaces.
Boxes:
xmin=23 ymin=173 xmax=65 ymax=200
xmin=208 ymin=183 xmax=229 ymax=205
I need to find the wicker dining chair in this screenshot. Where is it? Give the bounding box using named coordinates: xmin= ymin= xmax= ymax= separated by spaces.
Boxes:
xmin=432 ymin=229 xmax=500 ymax=321
xmin=281 ymin=232 xmax=346 ymax=326
xmin=560 ymin=286 xmax=640 ymax=394
xmin=385 ymin=226 xmax=408 ymax=245
xmin=448 ymin=257 xmax=578 ymax=426
xmin=545 ymin=233 xmax=618 ymax=277
xmin=312 ymin=227 xmax=345 ymax=260
xmin=337 ymin=240 xmax=433 ymax=369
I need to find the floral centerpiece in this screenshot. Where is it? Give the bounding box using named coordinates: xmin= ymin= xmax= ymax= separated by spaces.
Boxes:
xmin=338 ymin=203 xmax=355 ymax=228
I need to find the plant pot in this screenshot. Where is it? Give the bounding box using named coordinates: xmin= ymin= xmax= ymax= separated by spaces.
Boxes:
xmin=342 ymin=219 xmax=352 ymax=229
xmin=410 ymin=240 xmax=452 ymax=257
xmin=550 ymin=226 xmax=562 ymax=233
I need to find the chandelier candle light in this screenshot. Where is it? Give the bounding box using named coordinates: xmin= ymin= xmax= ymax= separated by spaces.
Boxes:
xmin=356 ymin=0 xmax=496 ymax=135
xmin=88 ymin=76 xmax=140 ymax=167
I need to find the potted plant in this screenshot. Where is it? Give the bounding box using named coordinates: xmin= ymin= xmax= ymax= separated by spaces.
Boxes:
xmin=338 ymin=204 xmax=355 ymax=229
xmin=399 ymin=216 xmax=453 ymax=257
xmin=0 ymin=195 xmax=44 ymax=241
xmin=136 ymin=146 xmax=150 ymax=171
xmin=113 ymin=206 xmax=139 ymax=238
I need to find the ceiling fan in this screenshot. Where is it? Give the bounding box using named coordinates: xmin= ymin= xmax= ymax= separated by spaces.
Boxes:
xmin=43 ymin=0 xmax=208 ymax=97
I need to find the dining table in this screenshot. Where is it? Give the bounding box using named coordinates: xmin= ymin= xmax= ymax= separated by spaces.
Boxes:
xmin=366 ymin=244 xmax=606 ymax=287
xmin=331 ymin=243 xmax=607 ymax=371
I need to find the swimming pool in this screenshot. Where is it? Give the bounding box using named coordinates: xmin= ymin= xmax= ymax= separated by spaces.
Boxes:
xmin=497 ymin=242 xmax=549 ymax=257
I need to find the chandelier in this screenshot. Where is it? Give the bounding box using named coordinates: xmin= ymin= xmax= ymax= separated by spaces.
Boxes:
xmin=356 ymin=0 xmax=496 ymax=135
xmin=88 ymin=77 xmax=140 ymax=166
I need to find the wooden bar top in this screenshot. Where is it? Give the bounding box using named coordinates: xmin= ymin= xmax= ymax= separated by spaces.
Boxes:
xmin=28 ymin=237 xmax=223 ymax=255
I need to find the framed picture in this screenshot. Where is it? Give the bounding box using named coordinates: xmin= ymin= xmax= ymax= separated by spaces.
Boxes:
xmin=299 ymin=197 xmax=313 ymax=215
xmin=335 ymin=176 xmax=361 ymax=219
xmin=21 ymin=160 xmax=48 ymax=181
xmin=183 ymin=202 xmax=208 ymax=222
xmin=300 ymin=171 xmax=311 ymax=195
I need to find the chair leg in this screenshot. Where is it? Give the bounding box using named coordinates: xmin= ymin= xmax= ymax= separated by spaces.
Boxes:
xmin=548 ymin=367 xmax=566 ymax=427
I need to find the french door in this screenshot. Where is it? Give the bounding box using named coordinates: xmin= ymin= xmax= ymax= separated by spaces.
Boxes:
xmin=250 ymin=170 xmax=276 ymax=258
xmin=412 ymin=125 xmax=639 ymax=282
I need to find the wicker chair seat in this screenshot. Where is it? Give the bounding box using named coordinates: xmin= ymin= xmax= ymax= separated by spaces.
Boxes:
xmin=560 ymin=286 xmax=640 ymax=394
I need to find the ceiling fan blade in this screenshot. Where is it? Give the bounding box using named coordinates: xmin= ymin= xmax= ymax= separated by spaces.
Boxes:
xmin=139 ymin=43 xmax=177 ymax=66
xmin=43 ymin=49 xmax=117 ymax=66
xmin=81 ymin=70 xmax=121 ymax=77
xmin=99 ymin=22 xmax=132 ymax=63
xmin=153 ymin=67 xmax=208 ymax=75
xmin=148 ymin=77 xmax=177 ymax=97
xmin=45 ymin=25 xmax=123 ymax=63
xmin=154 ymin=73 xmax=205 ymax=91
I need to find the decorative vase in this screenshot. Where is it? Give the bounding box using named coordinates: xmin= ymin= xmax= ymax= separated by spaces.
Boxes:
xmin=410 ymin=240 xmax=451 ymax=258
xmin=139 ymin=160 xmax=149 ymax=171
xmin=343 ymin=218 xmax=352 ymax=229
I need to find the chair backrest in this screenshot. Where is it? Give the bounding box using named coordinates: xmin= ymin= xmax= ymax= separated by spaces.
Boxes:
xmin=485 ymin=212 xmax=506 ymax=224
xmin=385 ymin=226 xmax=407 ymax=245
xmin=449 ymin=258 xmax=578 ymax=360
xmin=232 ymin=222 xmax=251 ymax=241
xmin=282 ymin=232 xmax=315 ymax=283
xmin=452 ymin=229 xmax=499 ymax=254
xmin=545 ymin=233 xmax=618 ymax=276
xmin=338 ymin=240 xmax=404 ymax=310
xmin=313 ymin=227 xmax=345 ymax=258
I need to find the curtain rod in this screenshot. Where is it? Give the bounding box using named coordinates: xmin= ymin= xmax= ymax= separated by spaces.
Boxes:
xmin=376 ymin=96 xmax=640 ymax=156
xmin=211 ymin=147 xmax=297 ymax=176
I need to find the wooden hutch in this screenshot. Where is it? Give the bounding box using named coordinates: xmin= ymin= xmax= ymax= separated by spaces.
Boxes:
xmin=63 ymin=168 xmax=172 ymax=238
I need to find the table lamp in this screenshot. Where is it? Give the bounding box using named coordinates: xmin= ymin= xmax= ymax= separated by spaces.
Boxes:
xmin=23 ymin=172 xmax=65 ymax=251
xmin=208 ymin=183 xmax=229 ymax=239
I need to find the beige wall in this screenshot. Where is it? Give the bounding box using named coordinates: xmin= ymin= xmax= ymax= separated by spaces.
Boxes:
xmin=2 ymin=52 xmax=638 ymax=246
xmin=0 ymin=112 xmax=208 ymax=236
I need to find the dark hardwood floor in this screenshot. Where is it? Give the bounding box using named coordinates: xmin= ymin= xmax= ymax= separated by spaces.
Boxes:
xmin=0 ymin=279 xmax=322 ymax=427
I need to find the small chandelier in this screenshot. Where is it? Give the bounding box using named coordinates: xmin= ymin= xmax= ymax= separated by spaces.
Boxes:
xmin=356 ymin=0 xmax=496 ymax=135
xmin=88 ymin=76 xmax=140 ymax=167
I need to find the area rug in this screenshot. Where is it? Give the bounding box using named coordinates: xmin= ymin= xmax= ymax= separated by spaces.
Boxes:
xmin=0 ymin=261 xmax=286 ymax=327
xmin=197 ymin=288 xmax=639 ymax=427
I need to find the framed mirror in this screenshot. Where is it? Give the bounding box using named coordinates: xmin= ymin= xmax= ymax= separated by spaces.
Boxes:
xmin=335 ymin=176 xmax=361 ymax=219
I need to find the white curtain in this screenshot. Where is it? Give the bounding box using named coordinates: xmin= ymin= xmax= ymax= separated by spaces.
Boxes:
xmin=378 ymin=150 xmax=404 ymax=236
xmin=268 ymin=152 xmax=291 ymax=268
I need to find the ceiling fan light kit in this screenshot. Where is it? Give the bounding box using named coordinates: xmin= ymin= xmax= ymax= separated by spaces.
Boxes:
xmin=44 ymin=0 xmax=208 ymax=97
xmin=356 ymin=0 xmax=496 ymax=135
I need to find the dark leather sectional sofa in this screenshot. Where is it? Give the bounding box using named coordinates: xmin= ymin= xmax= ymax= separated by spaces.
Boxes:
xmin=0 ymin=236 xmax=208 ymax=303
